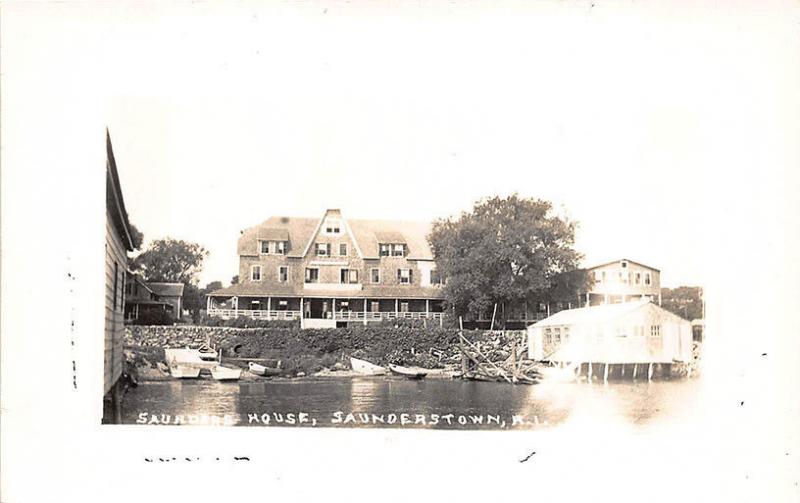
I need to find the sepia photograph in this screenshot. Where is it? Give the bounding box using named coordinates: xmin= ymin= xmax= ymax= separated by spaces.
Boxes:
xmin=3 ymin=1 xmax=799 ymax=502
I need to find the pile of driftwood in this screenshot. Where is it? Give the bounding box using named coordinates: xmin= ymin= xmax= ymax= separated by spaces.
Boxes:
xmin=457 ymin=330 xmax=542 ymax=384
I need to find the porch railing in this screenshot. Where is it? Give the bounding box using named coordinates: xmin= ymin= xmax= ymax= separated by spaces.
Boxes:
xmin=207 ymin=308 xmax=443 ymax=322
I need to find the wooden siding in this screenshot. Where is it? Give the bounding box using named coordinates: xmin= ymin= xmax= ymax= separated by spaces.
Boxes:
xmin=104 ymin=215 xmax=127 ymax=395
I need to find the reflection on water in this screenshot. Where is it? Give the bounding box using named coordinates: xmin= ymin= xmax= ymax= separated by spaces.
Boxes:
xmin=121 ymin=377 xmax=700 ymax=429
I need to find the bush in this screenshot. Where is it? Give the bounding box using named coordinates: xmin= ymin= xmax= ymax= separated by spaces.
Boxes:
xmin=130 ymin=310 xmax=174 ymax=326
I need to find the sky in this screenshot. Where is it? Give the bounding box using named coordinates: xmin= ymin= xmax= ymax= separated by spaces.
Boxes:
xmin=92 ymin=1 xmax=796 ymax=288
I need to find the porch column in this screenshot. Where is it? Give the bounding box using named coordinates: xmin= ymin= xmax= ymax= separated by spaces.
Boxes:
xmin=332 ymin=298 xmax=336 ymax=321
xmin=604 ymin=293 xmax=609 ymax=304
xmin=426 ymin=299 xmax=430 ymax=317
xmin=267 ymin=297 xmax=271 ymax=313
xmin=658 ymin=292 xmax=662 ymax=306
xmin=395 ymin=298 xmax=399 ymax=317
xmin=233 ymin=296 xmax=239 ymax=316
xmin=363 ymin=298 xmax=368 ymax=326
xmin=585 ymin=293 xmax=589 ymax=307
xmin=206 ymin=295 xmax=211 ymax=312
xmin=300 ymin=297 xmax=304 ymax=327
xmin=546 ymin=303 xmax=550 ymax=317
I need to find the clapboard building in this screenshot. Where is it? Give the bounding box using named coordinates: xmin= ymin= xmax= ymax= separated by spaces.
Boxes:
xmin=104 ymin=131 xmax=135 ymax=421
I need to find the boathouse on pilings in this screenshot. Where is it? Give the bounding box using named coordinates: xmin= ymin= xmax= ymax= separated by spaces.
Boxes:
xmin=527 ymin=299 xmax=692 ymax=380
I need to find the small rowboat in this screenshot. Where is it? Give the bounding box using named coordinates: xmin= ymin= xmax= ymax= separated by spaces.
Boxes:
xmin=248 ymin=362 xmax=282 ymax=377
xmin=389 ymin=364 xmax=429 ymax=380
xmin=350 ymin=357 xmax=386 ymax=376
xmin=170 ymin=365 xmax=201 ymax=379
xmin=211 ymin=365 xmax=242 ymax=381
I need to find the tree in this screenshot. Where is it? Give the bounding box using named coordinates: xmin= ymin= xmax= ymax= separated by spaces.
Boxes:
xmin=129 ymin=223 xmax=144 ymax=250
xmin=429 ymin=194 xmax=589 ymax=324
xmin=661 ymin=286 xmax=703 ymax=320
xmin=131 ymin=238 xmax=208 ymax=285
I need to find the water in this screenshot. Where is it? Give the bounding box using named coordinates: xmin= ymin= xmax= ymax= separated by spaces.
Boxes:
xmin=121 ymin=377 xmax=700 ymax=430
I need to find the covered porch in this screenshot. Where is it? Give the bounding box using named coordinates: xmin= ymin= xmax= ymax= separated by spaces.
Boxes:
xmin=207 ymin=295 xmax=445 ymax=327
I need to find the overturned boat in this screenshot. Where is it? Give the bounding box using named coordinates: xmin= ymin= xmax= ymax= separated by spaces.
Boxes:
xmin=248 ymin=361 xmax=283 ymax=377
xmin=350 ymin=357 xmax=386 ymax=376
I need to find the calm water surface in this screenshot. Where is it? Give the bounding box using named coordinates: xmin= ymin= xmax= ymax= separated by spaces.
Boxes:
xmin=122 ymin=377 xmax=700 ymax=429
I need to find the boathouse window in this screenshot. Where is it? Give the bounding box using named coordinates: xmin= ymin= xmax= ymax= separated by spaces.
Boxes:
xmin=113 ymin=261 xmax=119 ymax=311
xmin=621 ymin=260 xmax=628 ymax=268
xmin=305 ymin=268 xmax=319 ymax=283
xmin=371 ymin=301 xmax=380 ymax=312
xmin=251 ymin=265 xmax=262 ymax=281
xmin=544 ymin=328 xmax=552 ymax=344
xmin=316 ymin=243 xmax=331 ymax=256
xmin=339 ymin=243 xmax=347 ymax=256
xmin=371 ymin=268 xmax=380 ymax=284
xmin=392 ymin=244 xmax=406 ymax=257
xmin=563 ymin=327 xmax=570 ymax=342
xmin=554 ymin=327 xmax=561 ymax=344
xmin=278 ymin=266 xmax=289 ymax=282
xmin=650 ymin=325 xmax=661 ymax=337
xmin=379 ymin=243 xmax=391 ymax=257
xmin=260 ymin=240 xmax=270 ymax=254
xmin=645 ymin=272 xmax=652 ymax=285
xmin=398 ymin=268 xmax=412 ymax=284
xmin=635 ymin=272 xmax=641 ymax=284
xmin=400 ymin=302 xmax=409 ymax=313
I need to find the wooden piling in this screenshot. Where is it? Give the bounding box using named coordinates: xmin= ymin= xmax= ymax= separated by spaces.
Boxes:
xmin=633 ymin=363 xmax=637 ymax=379
xmin=648 ymin=363 xmax=654 ymax=381
xmin=588 ymin=362 xmax=593 ymax=381
xmin=603 ymin=362 xmax=609 ymax=383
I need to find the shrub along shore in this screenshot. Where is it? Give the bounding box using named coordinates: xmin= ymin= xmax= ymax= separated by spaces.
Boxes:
xmin=124 ymin=323 xmax=527 ymax=380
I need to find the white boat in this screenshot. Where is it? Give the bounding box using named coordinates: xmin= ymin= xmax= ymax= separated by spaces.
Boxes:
xmin=169 ymin=365 xmax=201 ymax=379
xmin=164 ymin=346 xmax=218 ymax=369
xmin=389 ymin=364 xmax=429 ymax=380
xmin=248 ymin=361 xmax=282 ymax=376
xmin=350 ymin=357 xmax=386 ymax=376
xmin=211 ymin=365 xmax=242 ymax=381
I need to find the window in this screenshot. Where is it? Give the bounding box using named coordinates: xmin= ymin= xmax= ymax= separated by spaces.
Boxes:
xmin=379 ymin=243 xmax=391 ymax=257
xmin=563 ymin=326 xmax=570 ymax=342
xmin=397 ymin=268 xmax=412 ymax=284
xmin=635 ymin=272 xmax=641 ymax=285
xmin=371 ymin=268 xmax=380 ymax=284
xmin=340 ymin=268 xmax=359 ymax=284
xmin=392 ymin=244 xmax=405 ymax=257
xmin=251 ymin=265 xmax=262 ymax=281
xmin=371 ymin=301 xmax=380 ymax=312
xmin=400 ymin=302 xmax=409 ymax=312
xmin=324 ymin=219 xmax=341 ymax=234
xmin=650 ymin=325 xmax=662 ymax=338
xmin=602 ymin=271 xmax=606 ymax=282
xmin=305 ymin=268 xmax=319 ymax=283
xmin=544 ymin=327 xmax=552 ymax=345
xmin=339 ymin=243 xmax=347 ymax=256
xmin=431 ymin=269 xmax=444 ymax=286
xmin=538 ymin=302 xmax=547 ymax=312
xmin=316 ymin=243 xmax=331 ymax=256
xmin=113 ymin=261 xmax=119 ymax=311
xmin=276 ymin=241 xmax=286 ymax=255
xmin=645 ymin=272 xmax=652 ymax=285
xmin=278 ymin=266 xmax=289 ymax=282
xmin=621 ymin=260 xmax=628 ymax=268
xmin=595 ymin=270 xmax=603 ymax=283
xmin=260 ymin=240 xmax=270 ymax=254
xmin=278 ymin=299 xmax=288 ymax=310
xmin=554 ymin=327 xmax=561 ymax=344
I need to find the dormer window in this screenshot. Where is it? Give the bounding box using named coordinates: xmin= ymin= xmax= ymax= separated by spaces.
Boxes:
xmin=379 ymin=244 xmax=391 ymax=257
xmin=324 ymin=219 xmax=342 ymax=235
xmin=260 ymin=240 xmax=270 ymax=254
xmin=276 ymin=241 xmax=287 ymax=254
xmin=392 ymin=244 xmax=406 ymax=257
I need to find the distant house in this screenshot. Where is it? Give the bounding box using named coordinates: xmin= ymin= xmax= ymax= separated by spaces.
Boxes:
xmin=583 ymin=258 xmax=661 ymax=306
xmin=207 ymin=209 xmax=446 ymax=328
xmin=527 ymin=300 xmax=692 ymax=368
xmin=124 ymin=272 xmax=175 ymax=321
xmin=105 ymin=131 xmax=135 ymax=420
xmin=146 ymin=282 xmax=185 ymax=318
